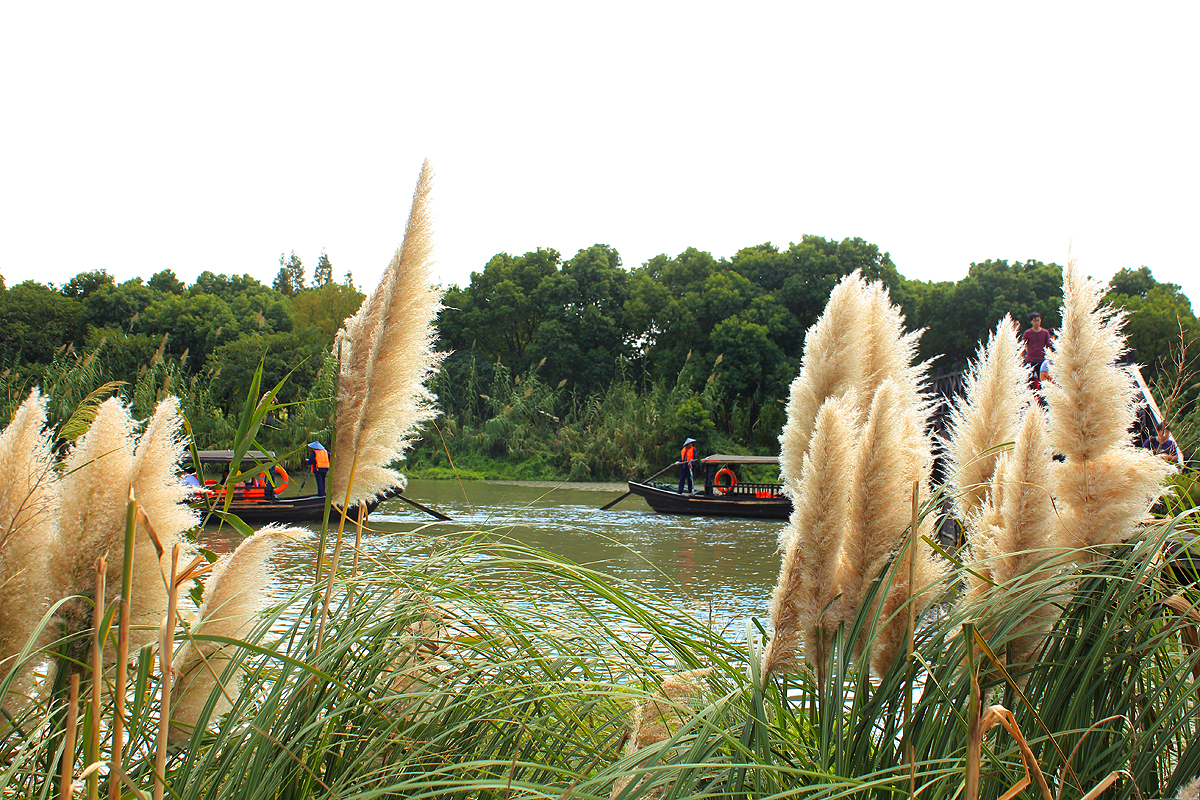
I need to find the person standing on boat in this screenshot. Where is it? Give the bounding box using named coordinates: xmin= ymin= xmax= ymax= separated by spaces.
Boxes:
xmin=306 ymin=441 xmax=330 ymax=496
xmin=678 ymin=437 xmax=698 ymax=494
xmin=1022 ymin=312 xmax=1052 ymax=389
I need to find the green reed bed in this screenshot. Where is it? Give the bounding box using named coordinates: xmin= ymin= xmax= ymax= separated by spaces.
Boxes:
xmin=3 ymin=476 xmax=1200 ymax=798
xmin=6 ymin=165 xmax=1200 ymax=799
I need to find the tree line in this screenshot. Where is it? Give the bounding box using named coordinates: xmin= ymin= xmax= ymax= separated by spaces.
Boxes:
xmin=3 ymin=238 xmax=1196 ymax=479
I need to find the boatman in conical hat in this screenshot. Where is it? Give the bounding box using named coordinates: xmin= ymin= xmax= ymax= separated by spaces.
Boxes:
xmin=678 ymin=437 xmax=698 ymax=494
xmin=306 ymin=441 xmax=330 ymax=497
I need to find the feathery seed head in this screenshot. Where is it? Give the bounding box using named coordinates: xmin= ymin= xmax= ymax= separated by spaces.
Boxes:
xmin=839 ymin=380 xmax=931 ymax=614
xmin=170 ymin=525 xmax=307 ymax=743
xmin=779 ymin=271 xmax=867 ymax=484
xmin=1043 ymin=260 xmax=1137 ymax=460
xmin=1051 ymin=448 xmax=1169 ymax=552
xmin=764 ymin=393 xmax=857 ymax=678
xmin=332 ymin=160 xmax=446 ymax=506
xmin=53 ymin=397 xmax=137 ymax=604
xmin=854 ymin=280 xmax=925 ymax=409
xmin=945 ymin=315 xmax=1028 ymax=520
xmin=128 ymin=397 xmax=198 ymax=651
xmin=0 ymin=390 xmax=60 ymax=708
xmin=1044 ymin=259 xmax=1173 ymax=553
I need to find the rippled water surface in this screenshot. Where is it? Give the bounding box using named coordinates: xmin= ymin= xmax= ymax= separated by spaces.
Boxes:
xmin=200 ymin=479 xmax=785 ymax=630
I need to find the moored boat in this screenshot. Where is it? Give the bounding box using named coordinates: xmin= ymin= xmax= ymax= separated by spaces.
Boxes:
xmin=191 ymin=450 xmax=399 ymax=524
xmin=626 ymin=454 xmax=791 ymax=519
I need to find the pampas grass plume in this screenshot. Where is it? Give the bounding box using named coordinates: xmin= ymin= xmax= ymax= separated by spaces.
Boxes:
xmin=838 ymin=380 xmax=930 ymax=622
xmin=993 ymin=406 xmax=1058 ymax=584
xmin=779 ymin=270 xmax=866 ymax=490
xmin=52 ymin=398 xmax=137 ymax=613
xmin=763 ymin=393 xmax=857 ymax=678
xmin=0 ymin=390 xmax=60 ymax=706
xmin=946 ymin=315 xmax=1027 ymax=520
xmin=1178 ymin=776 xmax=1200 ymax=800
xmin=854 ymin=280 xmax=925 ymax=409
xmin=960 ymin=407 xmax=1063 ymax=668
xmin=869 ymin=512 xmax=943 ymax=677
xmin=1045 ymin=260 xmax=1172 ymax=550
xmin=1044 ymin=260 xmax=1137 ymax=460
xmin=331 ymin=160 xmax=445 ymax=506
xmin=170 ymin=525 xmax=307 ymax=743
xmin=988 ymin=405 xmax=1065 ymax=666
xmin=610 ymin=668 xmax=713 ymax=800
xmin=53 ymin=397 xmax=195 ymax=657
xmin=128 ymin=398 xmax=198 ymax=650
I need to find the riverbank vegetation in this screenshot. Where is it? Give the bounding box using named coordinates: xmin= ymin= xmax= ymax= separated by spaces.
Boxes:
xmin=3 ymin=187 xmax=1199 ymax=799
xmin=4 ymin=233 xmax=1197 ymax=480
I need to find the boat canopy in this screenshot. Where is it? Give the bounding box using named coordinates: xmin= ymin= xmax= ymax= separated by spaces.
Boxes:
xmin=193 ymin=450 xmax=276 ymax=464
xmin=698 ymin=454 xmax=779 ymax=465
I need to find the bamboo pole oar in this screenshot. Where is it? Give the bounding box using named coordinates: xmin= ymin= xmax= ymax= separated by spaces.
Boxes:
xmin=600 ymin=462 xmax=681 ymax=511
xmin=397 ymin=493 xmax=453 ymax=521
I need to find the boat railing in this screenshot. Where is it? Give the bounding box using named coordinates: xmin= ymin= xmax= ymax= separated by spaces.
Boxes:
xmin=714 ymin=481 xmax=784 ymax=499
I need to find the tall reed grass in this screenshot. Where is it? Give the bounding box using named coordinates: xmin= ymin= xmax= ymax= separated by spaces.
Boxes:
xmin=2 ymin=191 xmax=1197 ymax=800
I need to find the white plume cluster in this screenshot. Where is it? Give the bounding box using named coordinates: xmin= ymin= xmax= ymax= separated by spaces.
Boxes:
xmin=170 ymin=526 xmax=307 ymax=743
xmin=779 ymin=272 xmax=866 ymax=490
xmin=767 ymin=273 xmax=944 ymax=680
xmin=0 ymin=391 xmax=60 ymax=708
xmin=945 ymin=316 xmax=1028 ymax=521
xmin=331 ymin=160 xmax=445 ymax=506
xmin=0 ymin=392 xmax=202 ymax=711
xmin=53 ymin=397 xmax=197 ymax=654
xmin=951 ymin=258 xmax=1174 ymax=670
xmin=1045 ymin=260 xmax=1172 ymax=552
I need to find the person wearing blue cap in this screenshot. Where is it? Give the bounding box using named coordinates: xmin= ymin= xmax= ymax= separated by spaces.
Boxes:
xmin=678 ymin=437 xmax=698 ymax=494
xmin=306 ymin=441 xmax=330 ymax=496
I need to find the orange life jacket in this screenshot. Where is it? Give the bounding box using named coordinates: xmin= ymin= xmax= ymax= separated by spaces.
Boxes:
xmin=312 ymin=448 xmax=330 ymax=470
xmin=680 ymin=444 xmax=696 ymax=463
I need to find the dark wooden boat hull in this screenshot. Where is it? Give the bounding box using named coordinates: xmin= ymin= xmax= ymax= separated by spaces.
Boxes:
xmin=626 ymin=481 xmax=791 ymax=519
xmin=200 ymin=489 xmax=398 ymax=525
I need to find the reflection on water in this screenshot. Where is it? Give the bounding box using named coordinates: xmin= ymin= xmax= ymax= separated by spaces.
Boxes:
xmin=199 ymin=479 xmax=785 ymax=631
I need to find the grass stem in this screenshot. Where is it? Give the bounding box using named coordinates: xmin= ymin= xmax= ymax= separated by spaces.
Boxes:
xmin=88 ymin=557 xmax=105 ymax=800
xmin=59 ymin=672 xmax=80 ymax=800
xmin=153 ymin=545 xmax=180 ymax=800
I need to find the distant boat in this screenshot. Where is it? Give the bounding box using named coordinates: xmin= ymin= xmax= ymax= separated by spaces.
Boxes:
xmin=626 ymin=454 xmax=791 ymax=519
xmin=191 ymin=449 xmax=397 ymax=524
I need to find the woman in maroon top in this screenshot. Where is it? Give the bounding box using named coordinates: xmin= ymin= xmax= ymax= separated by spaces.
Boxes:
xmin=1022 ymin=312 xmax=1051 ymax=387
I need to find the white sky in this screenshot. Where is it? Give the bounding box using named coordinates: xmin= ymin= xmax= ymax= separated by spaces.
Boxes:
xmin=2 ymin=2 xmax=1197 ymax=306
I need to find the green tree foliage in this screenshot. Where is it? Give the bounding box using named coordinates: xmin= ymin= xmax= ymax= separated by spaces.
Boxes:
xmin=314 ymin=250 xmax=333 ymax=287
xmin=0 ymin=281 xmax=83 ymax=364
xmin=1106 ymin=266 xmax=1198 ymax=373
xmin=78 ymin=278 xmax=155 ymax=333
xmin=3 ymin=243 xmax=1194 ymax=480
xmin=191 ymin=271 xmax=273 ymax=302
xmin=148 ymin=268 xmax=186 ymax=295
xmin=84 ymin=327 xmax=169 ymax=379
xmin=273 ymin=251 xmax=305 ymax=296
xmin=902 ymin=259 xmax=1064 ymax=367
xmin=206 ymin=328 xmax=330 ymax=410
xmin=527 ymin=244 xmax=630 ymax=395
xmin=59 ymin=269 xmax=115 ymax=299
xmin=438 ymin=236 xmax=908 ymax=452
xmin=290 ymin=283 xmax=365 ymax=337
xmin=440 ymin=248 xmax=561 ymax=366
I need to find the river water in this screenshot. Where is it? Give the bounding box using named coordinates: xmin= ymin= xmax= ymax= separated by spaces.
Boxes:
xmin=200 ymin=479 xmax=787 ymax=632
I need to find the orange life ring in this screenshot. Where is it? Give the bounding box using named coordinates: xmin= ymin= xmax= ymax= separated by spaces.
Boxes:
xmin=272 ymin=465 xmax=289 ymax=494
xmin=715 ymin=468 xmax=737 ymax=494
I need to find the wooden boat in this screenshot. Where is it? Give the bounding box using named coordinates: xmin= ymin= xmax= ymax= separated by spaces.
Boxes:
xmin=626 ymin=454 xmax=791 ymax=519
xmin=191 ymin=450 xmax=399 ymax=524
